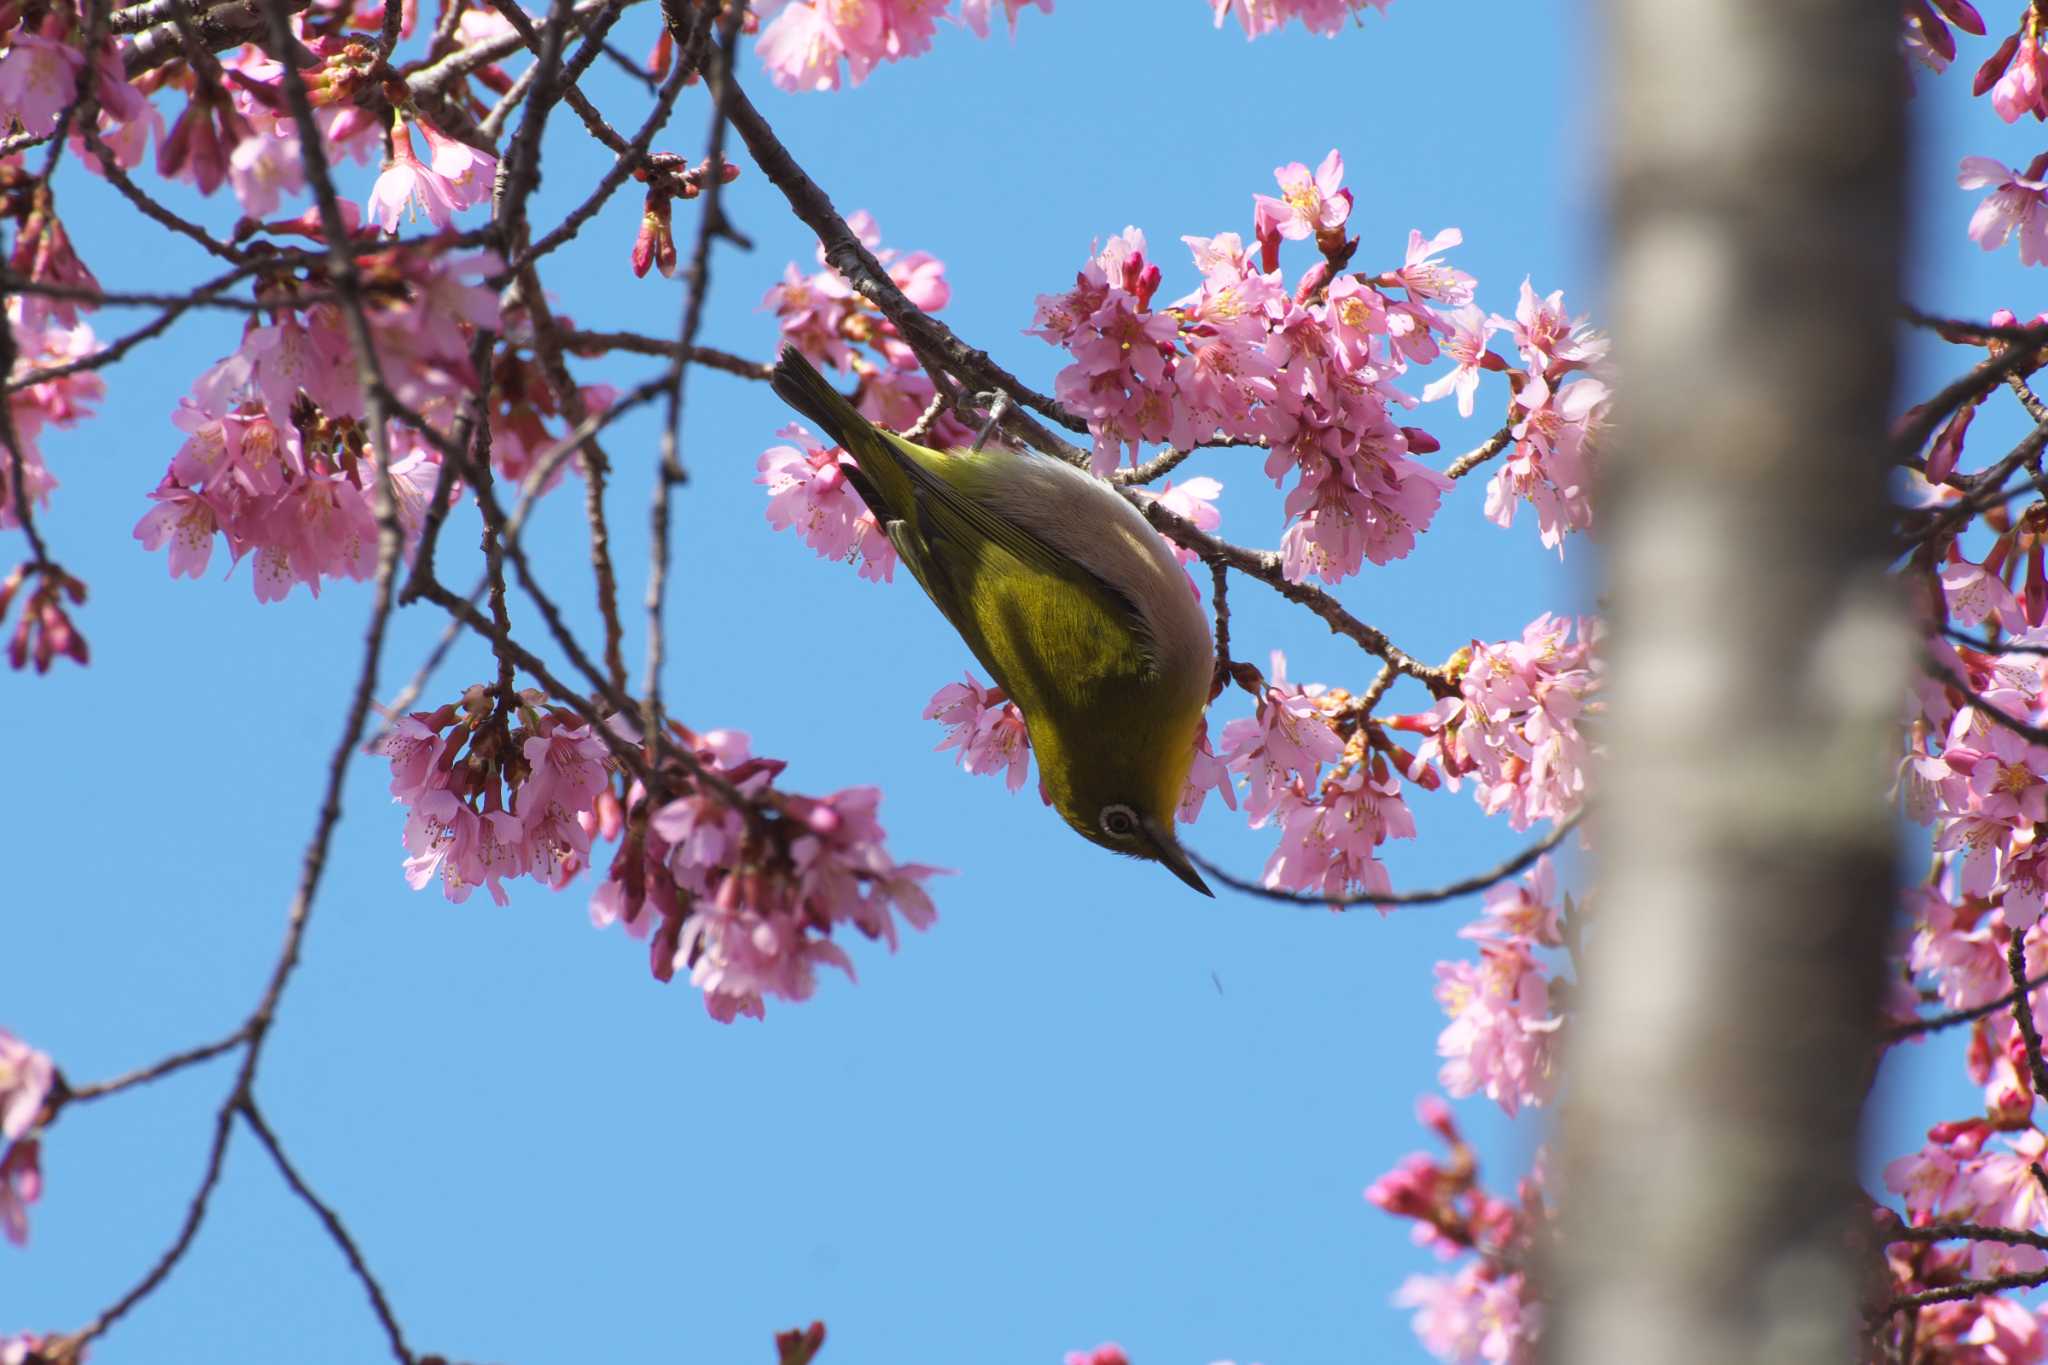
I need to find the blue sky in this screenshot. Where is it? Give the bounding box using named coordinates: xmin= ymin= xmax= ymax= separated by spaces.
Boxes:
xmin=0 ymin=3 xmax=2021 ymax=1362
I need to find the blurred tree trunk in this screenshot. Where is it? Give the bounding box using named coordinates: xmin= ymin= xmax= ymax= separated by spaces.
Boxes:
xmin=1550 ymin=4 xmax=1909 ymax=1363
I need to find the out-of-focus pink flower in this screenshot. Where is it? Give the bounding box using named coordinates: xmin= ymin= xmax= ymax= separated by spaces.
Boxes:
xmin=1140 ymin=476 xmax=1223 ymax=569
xmin=417 ymin=119 xmax=498 ymax=212
xmin=0 ymin=1140 xmax=40 ymax=1247
xmin=1961 ymin=154 xmax=2048 ymax=266
xmin=0 ymin=31 xmax=84 ymax=137
xmin=1434 ymin=944 xmax=1560 ymax=1117
xmin=366 ymin=121 xmax=459 ymax=232
xmin=1213 ymin=0 xmax=1390 ymax=40
xmin=1178 ymin=719 xmax=1236 ymax=824
xmin=959 ymin=0 xmax=1053 ymax=37
xmin=924 ymin=673 xmax=1032 ymax=791
xmin=1062 ymin=1347 xmax=1130 ymax=1365
xmin=0 ymin=1032 xmax=54 ymax=1143
xmin=1395 ymin=1265 xmax=1540 ymax=1365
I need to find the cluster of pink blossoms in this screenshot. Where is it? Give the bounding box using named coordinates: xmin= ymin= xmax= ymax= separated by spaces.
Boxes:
xmin=588 ymin=726 xmax=941 ymax=1022
xmin=756 ymin=0 xmax=1052 ymax=91
xmin=1392 ymin=614 xmax=1600 ymax=834
xmin=1 ymin=297 xmax=104 ymax=538
xmin=1062 ymin=1347 xmax=1262 ymax=1365
xmin=1216 ymin=651 xmax=1416 ymax=899
xmin=1028 ymin=152 xmax=1605 ymax=585
xmin=132 ymin=249 xmax=504 ymax=599
xmin=1923 ymin=0 xmax=2048 ymax=265
xmin=1212 ymin=0 xmax=1391 ymax=39
xmin=0 ymin=1030 xmax=53 ymax=1248
xmin=757 ymin=423 xmax=900 ymax=583
xmin=377 ymin=694 xmax=940 ymax=1020
xmin=920 ymin=668 xmax=1237 ymax=823
xmin=376 ymin=687 xmax=616 ymax=905
xmin=1367 ymin=1098 xmax=1545 ymax=1365
xmin=1432 ymin=857 xmax=1566 ymax=1117
xmin=762 ymin=210 xmax=975 ymax=444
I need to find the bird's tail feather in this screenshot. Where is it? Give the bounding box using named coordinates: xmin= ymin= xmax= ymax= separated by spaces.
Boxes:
xmin=770 ymin=345 xmax=865 ymax=453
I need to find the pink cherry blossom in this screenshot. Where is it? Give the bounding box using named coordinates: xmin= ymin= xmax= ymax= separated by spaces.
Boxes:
xmin=1253 ymin=149 xmax=1351 ymax=266
xmin=0 ymin=1031 xmax=53 ymax=1142
xmin=1419 ymin=306 xmax=1494 ymax=418
xmin=924 ymin=673 xmax=1033 ymax=791
xmin=959 ymin=0 xmax=1052 ymax=37
xmin=1433 ymin=943 xmax=1560 ymax=1117
xmin=1395 ymin=1266 xmax=1539 ymax=1365
xmin=1219 ymin=650 xmax=1345 ymax=823
xmin=1178 ymin=720 xmax=1236 ymax=824
xmin=132 ymin=481 xmax=224 ymax=578
xmin=1212 ymin=0 xmax=1392 ymax=40
xmin=758 ymin=422 xmax=898 ymax=581
xmin=1397 ymin=228 xmax=1477 ymax=306
xmin=1141 ymin=476 xmax=1224 ymax=569
xmin=1261 ymin=756 xmax=1415 ymax=900
xmin=1490 ymin=278 xmax=1607 ymax=375
xmin=366 ymin=121 xmax=460 ymax=232
xmin=1397 ymin=614 xmax=1599 ymax=832
xmin=1961 ymin=154 xmax=2048 ymax=266
xmin=0 ymin=1140 xmax=40 ymax=1246
xmin=0 ymin=31 xmax=84 ymax=138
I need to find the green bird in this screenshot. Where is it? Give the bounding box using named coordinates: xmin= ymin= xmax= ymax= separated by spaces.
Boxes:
xmin=770 ymin=346 xmax=1216 ymax=896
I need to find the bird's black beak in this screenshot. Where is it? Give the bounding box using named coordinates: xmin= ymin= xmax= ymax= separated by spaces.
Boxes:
xmin=1142 ymin=817 xmax=1214 ymax=897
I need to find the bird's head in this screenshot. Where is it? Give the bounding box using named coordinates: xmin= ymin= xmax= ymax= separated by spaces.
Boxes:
xmin=1035 ymin=712 xmax=1214 ymax=897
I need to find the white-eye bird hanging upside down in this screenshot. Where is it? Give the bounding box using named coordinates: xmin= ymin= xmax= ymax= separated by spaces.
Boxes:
xmin=770 ymin=346 xmax=1216 ymax=896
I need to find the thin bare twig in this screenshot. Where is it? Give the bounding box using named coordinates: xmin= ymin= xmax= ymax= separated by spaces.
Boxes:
xmin=63 ymin=1026 xmax=250 ymax=1104
xmin=1188 ymin=813 xmax=1580 ymax=909
xmin=642 ymin=3 xmax=738 ymax=785
xmin=1884 ymin=972 xmax=2048 ymax=1042
xmin=1446 ymin=423 xmax=1515 ymax=479
xmin=238 ymin=1099 xmax=414 ymax=1364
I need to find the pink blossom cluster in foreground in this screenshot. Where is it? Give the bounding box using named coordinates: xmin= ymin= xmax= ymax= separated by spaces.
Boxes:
xmin=1211 ymin=0 xmax=1391 ymax=39
xmin=1026 ymin=151 xmax=1606 ymax=582
xmin=1432 ymin=857 xmax=1565 ymax=1117
xmin=587 ymin=725 xmax=942 ymax=1022
xmin=0 ymin=295 xmax=105 ymax=538
xmin=0 ymin=1030 xmax=53 ymax=1248
xmin=1062 ymin=1347 xmax=1263 ymax=1365
xmin=756 ymin=0 xmax=1052 ymax=91
xmin=762 ymin=209 xmax=975 ymax=447
xmin=1367 ymin=1097 xmax=1545 ymax=1365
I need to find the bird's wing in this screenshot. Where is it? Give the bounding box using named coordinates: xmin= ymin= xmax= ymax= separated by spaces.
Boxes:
xmin=876 ymin=432 xmax=1158 ymax=683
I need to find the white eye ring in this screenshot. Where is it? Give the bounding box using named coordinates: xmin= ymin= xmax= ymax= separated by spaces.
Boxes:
xmin=1099 ymin=804 xmax=1140 ymax=839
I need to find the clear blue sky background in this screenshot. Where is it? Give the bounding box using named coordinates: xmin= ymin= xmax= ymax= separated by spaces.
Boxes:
xmin=0 ymin=3 xmax=2023 ymax=1362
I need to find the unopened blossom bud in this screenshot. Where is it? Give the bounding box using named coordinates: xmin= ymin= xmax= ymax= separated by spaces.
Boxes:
xmin=1928 ymin=399 xmax=1976 ymax=484
xmin=631 ymin=191 xmax=676 ymax=279
xmin=776 ymin=1321 xmax=826 ymax=1365
xmin=1977 ymin=30 xmax=2022 ymax=95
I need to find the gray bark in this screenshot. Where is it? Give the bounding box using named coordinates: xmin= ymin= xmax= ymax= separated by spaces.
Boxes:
xmin=1549 ymin=3 xmax=1909 ymax=1363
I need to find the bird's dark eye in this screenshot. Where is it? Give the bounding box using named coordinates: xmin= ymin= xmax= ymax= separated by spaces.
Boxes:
xmin=1099 ymin=804 xmax=1139 ymax=839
